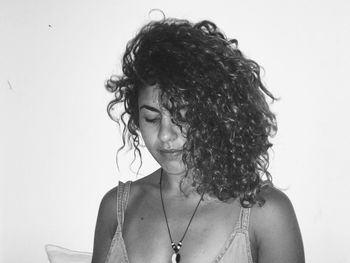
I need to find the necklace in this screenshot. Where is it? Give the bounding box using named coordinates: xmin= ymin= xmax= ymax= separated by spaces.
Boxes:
xmin=159 ymin=169 xmax=205 ymax=263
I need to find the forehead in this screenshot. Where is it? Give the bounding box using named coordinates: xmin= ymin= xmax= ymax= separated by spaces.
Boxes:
xmin=138 ymin=84 xmax=189 ymax=114
xmin=138 ymin=85 xmax=161 ymax=107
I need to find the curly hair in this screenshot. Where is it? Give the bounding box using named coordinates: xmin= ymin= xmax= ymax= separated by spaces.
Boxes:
xmin=105 ymin=18 xmax=277 ymax=207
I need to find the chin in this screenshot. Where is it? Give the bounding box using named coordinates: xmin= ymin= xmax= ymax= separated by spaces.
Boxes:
xmin=159 ymin=160 xmax=187 ymax=175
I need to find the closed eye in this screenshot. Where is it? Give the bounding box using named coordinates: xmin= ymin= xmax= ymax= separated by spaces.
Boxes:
xmin=145 ymin=118 xmax=159 ymax=123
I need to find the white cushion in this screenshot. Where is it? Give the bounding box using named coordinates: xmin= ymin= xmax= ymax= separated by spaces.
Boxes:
xmin=45 ymin=244 xmax=92 ymax=263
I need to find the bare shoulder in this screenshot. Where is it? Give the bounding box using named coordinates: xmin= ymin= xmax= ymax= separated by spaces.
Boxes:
xmin=101 ymin=185 xmax=118 ymax=206
xmin=250 ymin=186 xmax=305 ymax=263
xmin=95 ymin=186 xmax=119 ymax=235
xmin=91 ymin=186 xmax=118 ymax=263
xmin=92 ymin=171 xmax=160 ymax=263
xmin=100 ymin=186 xmax=119 ymax=233
xmin=251 ymin=186 xmax=295 ymax=224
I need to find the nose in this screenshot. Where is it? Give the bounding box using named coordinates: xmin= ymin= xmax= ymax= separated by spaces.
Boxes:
xmin=158 ymin=116 xmax=178 ymax=143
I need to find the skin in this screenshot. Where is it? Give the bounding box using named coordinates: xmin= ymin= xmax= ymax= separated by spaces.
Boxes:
xmin=92 ymin=85 xmax=305 ymax=263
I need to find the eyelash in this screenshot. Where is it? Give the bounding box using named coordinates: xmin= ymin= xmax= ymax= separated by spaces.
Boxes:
xmin=145 ymin=118 xmax=159 ymax=123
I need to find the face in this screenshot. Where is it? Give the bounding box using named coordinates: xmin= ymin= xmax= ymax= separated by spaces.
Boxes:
xmin=138 ymin=85 xmax=187 ymax=175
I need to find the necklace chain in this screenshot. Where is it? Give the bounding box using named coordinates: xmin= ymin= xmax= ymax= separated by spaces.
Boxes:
xmin=159 ymin=168 xmax=204 ymax=257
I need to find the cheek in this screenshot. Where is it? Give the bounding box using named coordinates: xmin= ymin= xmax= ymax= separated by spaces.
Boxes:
xmin=139 ymin=123 xmax=157 ymax=148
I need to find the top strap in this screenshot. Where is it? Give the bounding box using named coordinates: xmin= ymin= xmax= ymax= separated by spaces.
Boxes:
xmin=238 ymin=207 xmax=251 ymax=230
xmin=116 ymin=181 xmax=132 ymax=231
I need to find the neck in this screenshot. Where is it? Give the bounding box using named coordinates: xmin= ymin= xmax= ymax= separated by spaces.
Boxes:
xmin=159 ymin=168 xmax=197 ymax=198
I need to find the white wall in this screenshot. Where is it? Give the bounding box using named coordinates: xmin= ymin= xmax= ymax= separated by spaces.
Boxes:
xmin=1 ymin=0 xmax=349 ymax=262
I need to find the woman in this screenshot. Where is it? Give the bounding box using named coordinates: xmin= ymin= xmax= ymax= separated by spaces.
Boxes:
xmin=92 ymin=18 xmax=304 ymax=263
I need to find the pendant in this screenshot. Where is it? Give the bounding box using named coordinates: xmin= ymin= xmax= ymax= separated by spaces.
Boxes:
xmin=171 ymin=252 xmax=181 ymax=263
xmin=171 ymin=242 xmax=182 ymax=263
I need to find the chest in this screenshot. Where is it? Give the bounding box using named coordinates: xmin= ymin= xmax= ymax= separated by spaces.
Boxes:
xmin=122 ymin=195 xmax=241 ymax=263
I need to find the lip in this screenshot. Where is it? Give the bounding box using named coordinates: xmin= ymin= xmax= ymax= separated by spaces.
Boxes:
xmin=159 ymin=149 xmax=183 ymax=154
xmin=159 ymin=149 xmax=183 ymax=161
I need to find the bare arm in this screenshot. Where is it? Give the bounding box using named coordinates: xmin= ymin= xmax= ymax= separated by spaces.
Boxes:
xmin=251 ymin=187 xmax=305 ymax=263
xmin=91 ymin=187 xmax=118 ymax=263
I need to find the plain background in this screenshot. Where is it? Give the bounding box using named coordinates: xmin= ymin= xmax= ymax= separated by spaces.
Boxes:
xmin=1 ymin=0 xmax=349 ymax=262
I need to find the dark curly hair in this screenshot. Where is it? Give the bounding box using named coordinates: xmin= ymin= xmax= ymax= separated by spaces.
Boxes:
xmin=106 ymin=18 xmax=277 ymax=207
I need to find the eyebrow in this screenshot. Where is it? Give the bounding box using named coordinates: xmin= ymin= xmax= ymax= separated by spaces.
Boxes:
xmin=139 ymin=105 xmax=161 ymax=113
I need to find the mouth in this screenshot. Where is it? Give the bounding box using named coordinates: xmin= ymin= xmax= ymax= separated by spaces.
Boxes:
xmin=159 ymin=149 xmax=183 ymax=158
xmin=160 ymin=149 xmax=182 ymax=153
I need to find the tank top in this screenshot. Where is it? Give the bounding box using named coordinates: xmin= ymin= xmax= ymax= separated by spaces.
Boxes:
xmin=105 ymin=181 xmax=253 ymax=263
